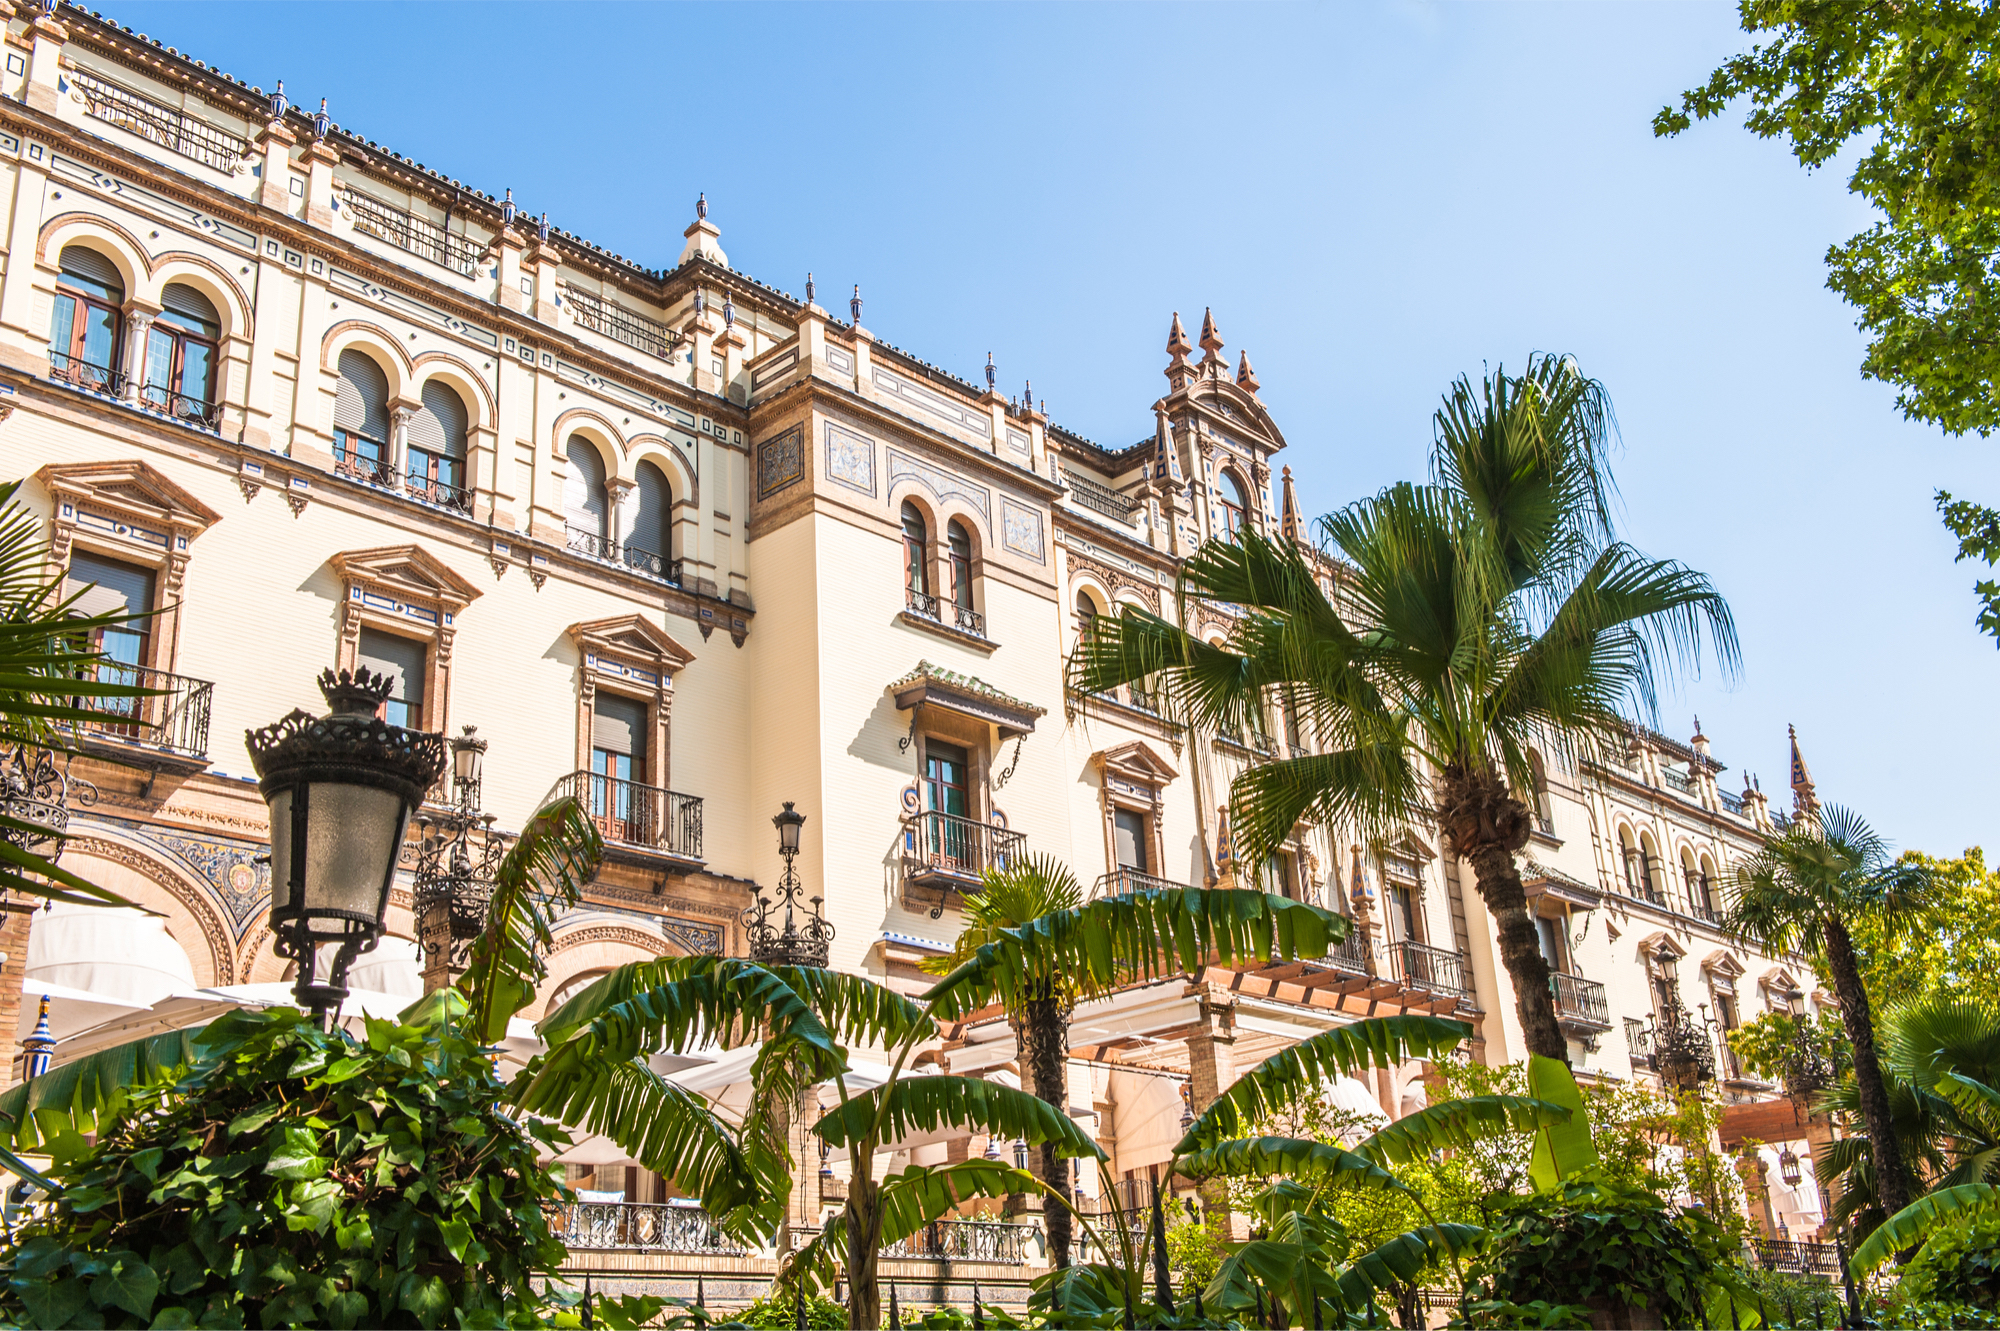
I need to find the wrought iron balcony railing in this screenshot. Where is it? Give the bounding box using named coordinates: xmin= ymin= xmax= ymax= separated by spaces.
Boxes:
xmin=562 ymin=284 xmax=679 ymax=361
xmin=902 ymin=810 xmax=1024 ymax=884
xmin=405 ymin=472 xmax=475 ymax=516
xmin=137 ymin=384 xmax=221 ymax=433
xmin=565 ymin=526 xmax=682 ymax=586
xmin=1749 ymin=1239 xmax=1840 ymax=1278
xmin=552 ymin=770 xmax=703 ymax=861
xmin=1090 ymin=867 xmax=1195 ymax=899
xmin=68 ymin=663 xmax=213 ymax=760
xmin=69 ymin=68 xmax=252 ymax=174
xmin=1624 ymin=1016 xmax=1653 ymax=1060
xmin=547 ymin=1201 xmax=744 ymax=1255
xmin=1549 ymin=972 xmax=1611 ymax=1028
xmin=49 ymin=351 xmax=124 ymax=398
xmin=882 ymin=1218 xmax=1029 ymax=1265
xmin=341 ymin=189 xmax=486 ymax=277
xmin=1391 ymin=939 xmax=1472 ymax=999
xmin=333 ymin=444 xmax=395 ymax=488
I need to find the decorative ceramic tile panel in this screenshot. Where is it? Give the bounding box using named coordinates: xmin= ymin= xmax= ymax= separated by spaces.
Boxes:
xmin=886 ymin=449 xmax=991 ymax=524
xmin=824 ymin=422 xmax=876 ymax=496
xmin=1001 ymin=498 xmax=1045 ymax=563
xmin=758 ymin=426 xmax=805 ymax=499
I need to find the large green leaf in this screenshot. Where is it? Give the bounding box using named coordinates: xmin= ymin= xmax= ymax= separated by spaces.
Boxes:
xmin=1176 ymin=1015 xmax=1471 ymax=1153
xmin=1174 ymin=1136 xmax=1406 ymax=1194
xmin=457 ymin=796 xmax=603 ymax=1043
xmin=1851 ymin=1183 xmax=2000 ymax=1278
xmin=814 ymin=1075 xmax=1105 ymax=1161
xmin=790 ymin=1159 xmax=1039 ymax=1291
xmin=1205 ymin=1237 xmax=1346 ymax=1322
xmin=1933 ymin=1072 xmax=2000 ymax=1140
xmin=1527 ymin=1053 xmax=1598 ymax=1191
xmin=923 ymin=887 xmax=1349 ymax=1023
xmin=1357 ymin=1094 xmax=1572 ymax=1165
xmin=1332 ymin=1224 xmax=1485 ymax=1310
xmin=0 ymin=1026 xmax=207 ymax=1151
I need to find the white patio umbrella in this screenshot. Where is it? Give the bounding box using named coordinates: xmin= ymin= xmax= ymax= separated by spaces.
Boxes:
xmin=16 ymin=978 xmax=146 ymax=1042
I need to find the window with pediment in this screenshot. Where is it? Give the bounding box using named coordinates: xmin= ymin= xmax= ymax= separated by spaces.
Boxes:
xmin=328 ymin=545 xmax=482 ymax=734
xmin=1092 ymin=741 xmax=1179 ymax=891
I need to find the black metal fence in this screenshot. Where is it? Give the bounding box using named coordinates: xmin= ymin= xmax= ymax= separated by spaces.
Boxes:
xmin=71 ymin=664 xmax=213 ymax=760
xmin=552 ymin=770 xmax=704 ymax=860
xmin=902 ymin=810 xmax=1025 ymax=881
xmin=549 ymin=1202 xmax=743 ymax=1255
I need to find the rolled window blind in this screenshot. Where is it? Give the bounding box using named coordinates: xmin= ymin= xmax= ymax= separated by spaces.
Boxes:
xmin=591 ymin=694 xmax=647 ymax=761
xmin=411 ymin=380 xmax=468 ymax=459
xmin=357 ymin=628 xmax=426 ymax=709
xmin=334 ymin=349 xmax=390 ymax=440
xmin=66 ymin=550 xmax=155 ymax=619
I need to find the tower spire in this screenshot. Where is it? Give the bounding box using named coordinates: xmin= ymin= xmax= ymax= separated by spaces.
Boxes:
xmin=1279 ymin=464 xmax=1302 ymax=543
xmin=1198 ymin=306 xmax=1224 ymax=368
xmin=1788 ymin=724 xmax=1818 ymax=821
xmin=1236 ymin=350 xmax=1260 ymax=396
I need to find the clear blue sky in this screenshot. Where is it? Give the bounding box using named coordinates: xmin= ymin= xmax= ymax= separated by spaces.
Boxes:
xmin=109 ymin=1 xmax=2000 ymax=857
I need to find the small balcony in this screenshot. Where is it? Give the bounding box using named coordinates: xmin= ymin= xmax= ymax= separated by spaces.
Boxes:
xmin=905 ymin=588 xmax=986 ymax=639
xmin=1624 ymin=1016 xmax=1653 ymax=1063
xmin=68 ymin=664 xmax=214 ymax=769
xmin=902 ymin=810 xmax=1025 ymax=903
xmin=404 ymin=471 xmax=475 ymax=516
xmin=1390 ymin=939 xmax=1473 ymax=1001
xmin=136 ymin=383 xmax=222 ymax=434
xmin=565 ymin=525 xmax=683 ymax=587
xmin=1549 ymin=972 xmax=1612 ymax=1033
xmin=49 ymin=351 xmax=124 ymax=399
xmin=551 ymin=770 xmax=703 ymax=868
xmin=1090 ymin=866 xmax=1194 ymax=900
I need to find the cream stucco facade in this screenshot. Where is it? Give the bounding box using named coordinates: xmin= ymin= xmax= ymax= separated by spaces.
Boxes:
xmin=0 ymin=4 xmax=1838 ymax=1290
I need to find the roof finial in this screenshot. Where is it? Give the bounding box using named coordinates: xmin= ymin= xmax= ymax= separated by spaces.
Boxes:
xmin=696 ymin=192 xmax=707 ymax=222
xmin=501 ymin=188 xmax=516 ymax=229
xmin=537 ymin=211 xmax=549 ymax=244
xmin=851 ymin=284 xmax=863 ymax=326
xmin=723 ymin=294 xmax=734 ymax=330
xmin=985 ymin=352 xmax=996 ymax=391
xmin=269 ymin=80 xmax=288 ymax=122
xmin=1236 ymin=349 xmax=1260 ymax=395
xmin=1198 ymin=306 xmax=1224 ymax=364
xmin=1167 ymin=311 xmax=1192 ymax=360
xmin=313 ymin=98 xmax=329 ymax=139
xmin=1788 ymin=724 xmax=1819 ymax=820
xmin=805 ymin=272 xmax=815 ymax=306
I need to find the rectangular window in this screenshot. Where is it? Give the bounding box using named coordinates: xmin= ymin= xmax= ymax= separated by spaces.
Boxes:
xmin=1386 ymin=882 xmax=1417 ymax=941
xmin=1263 ymin=851 xmax=1295 ymax=900
xmin=1112 ymin=808 xmax=1148 ymax=874
xmin=67 ymin=550 xmax=156 ymax=668
xmin=356 ymin=628 xmax=426 ymax=728
xmin=589 ymin=693 xmax=650 ymax=839
xmin=922 ymin=739 xmax=972 ymax=869
xmin=1536 ymin=916 xmax=1566 ymax=972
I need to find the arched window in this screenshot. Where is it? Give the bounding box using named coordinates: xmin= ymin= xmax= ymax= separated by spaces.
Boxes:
xmin=141 ymin=283 xmax=219 ymax=426
xmin=1693 ymin=854 xmax=1719 ymax=920
xmin=1282 ymin=689 xmax=1303 ymax=754
xmin=333 ymin=349 xmax=392 ymax=484
xmin=628 ymin=460 xmax=676 ymax=582
xmin=947 ymin=520 xmax=975 ymax=619
xmin=1527 ymin=751 xmax=1554 ymax=833
xmin=564 ymin=437 xmax=610 ymax=551
xmin=901 ymin=502 xmax=931 ymax=602
xmin=50 ymin=245 xmax=124 ymax=392
xmin=1074 ymin=590 xmax=1100 ymax=641
xmin=407 ymin=380 xmax=470 ymax=511
xmin=1638 ymin=832 xmax=1665 ymax=905
xmin=1619 ymin=827 xmax=1641 ymax=896
xmin=1219 ymin=470 xmax=1250 ymax=540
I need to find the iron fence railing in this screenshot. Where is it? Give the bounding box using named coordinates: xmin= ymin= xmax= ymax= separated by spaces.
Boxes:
xmin=69 ymin=68 xmax=251 ymax=174
xmin=950 ymin=602 xmax=985 ymax=636
xmin=1720 ymin=789 xmax=1746 ymax=815
xmin=1090 ymin=867 xmax=1195 ymax=899
xmin=49 ymin=351 xmax=124 ymax=397
xmin=902 ymin=810 xmax=1025 ymax=882
xmin=1392 ymin=939 xmax=1472 ymax=999
xmin=341 ymin=189 xmax=485 ymax=276
xmin=1624 ymin=1017 xmax=1653 ymax=1060
xmin=333 ymin=444 xmax=395 ymax=487
xmin=1664 ymin=767 xmax=1694 ymax=795
xmin=69 ymin=663 xmax=213 ymax=760
xmin=548 ymin=1202 xmax=744 ymax=1254
xmin=565 ymin=525 xmax=682 ymax=585
xmin=405 ymin=472 xmax=474 ymax=515
xmin=552 ymin=770 xmax=703 ymax=861
xmin=562 ymin=284 xmax=678 ymax=361
xmin=138 ymin=383 xmax=221 ymax=432
xmin=1749 ymin=1238 xmax=1841 ymax=1278
xmin=1328 ymin=929 xmax=1374 ymax=974
xmin=883 ymin=1219 xmax=1030 ymax=1265
xmin=1549 ymin=972 xmax=1610 ymax=1026
xmin=1061 ymin=469 xmax=1140 ymax=522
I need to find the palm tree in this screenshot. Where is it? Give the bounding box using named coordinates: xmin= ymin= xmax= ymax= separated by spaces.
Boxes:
xmin=921 ymin=853 xmax=1088 ymax=1268
xmin=1729 ymin=804 xmax=1943 ymax=1226
xmin=1073 ymin=355 xmax=1738 ymax=1062
xmin=1817 ymin=992 xmax=2000 ymax=1236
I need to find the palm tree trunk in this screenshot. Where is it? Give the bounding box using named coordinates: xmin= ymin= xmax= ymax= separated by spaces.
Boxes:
xmin=1441 ymin=765 xmax=1566 ymax=1063
xmin=845 ymin=1177 xmax=883 ymax=1330
xmin=1822 ymin=917 xmax=1915 ymax=1221
xmin=1023 ymin=991 xmax=1074 ymax=1268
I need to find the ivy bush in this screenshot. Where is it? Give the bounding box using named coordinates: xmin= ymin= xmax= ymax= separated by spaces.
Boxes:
xmin=0 ymin=1006 xmax=574 ymax=1329
xmin=1895 ymin=1212 xmax=2000 ymax=1315
xmin=1462 ymin=1179 xmax=1726 ymax=1328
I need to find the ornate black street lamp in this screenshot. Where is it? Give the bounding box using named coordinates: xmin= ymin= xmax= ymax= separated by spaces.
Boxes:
xmin=1780 ymin=989 xmax=1835 ymax=1119
xmin=246 ymin=669 xmax=445 ymax=1021
xmin=744 ymin=802 xmax=833 ymax=968
xmin=412 ymin=726 xmax=510 ymax=988
xmin=1647 ymin=944 xmax=1716 ymax=1094
xmin=1778 ymin=1146 xmax=1804 ymax=1189
xmin=0 ymin=744 xmax=95 ymax=863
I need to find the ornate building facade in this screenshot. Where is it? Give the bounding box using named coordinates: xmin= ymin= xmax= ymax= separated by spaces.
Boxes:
xmin=0 ymin=2 xmax=1836 ymax=1295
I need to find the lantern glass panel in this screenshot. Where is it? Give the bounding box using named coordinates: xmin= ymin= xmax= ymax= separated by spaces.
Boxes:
xmin=272 ymin=782 xmax=409 ymax=921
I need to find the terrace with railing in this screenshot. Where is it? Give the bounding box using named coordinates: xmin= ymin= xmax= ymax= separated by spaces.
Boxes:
xmin=563 ymin=285 xmax=679 ymax=361
xmin=548 ymin=1201 xmax=743 ymax=1255
xmin=1060 ymin=469 xmax=1140 ymax=523
xmin=69 ymin=664 xmax=214 ymax=763
xmin=1391 ymin=939 xmax=1472 ymax=1000
xmin=550 ymin=770 xmax=703 ymax=864
xmin=901 ymin=810 xmax=1024 ymax=892
xmin=883 ymin=1219 xmax=1031 ymax=1265
xmin=69 ymin=67 xmax=251 ymax=174
xmin=1090 ymin=867 xmax=1194 ymax=899
xmin=341 ymin=189 xmax=486 ymax=277
xmin=1549 ymin=972 xmax=1611 ymax=1031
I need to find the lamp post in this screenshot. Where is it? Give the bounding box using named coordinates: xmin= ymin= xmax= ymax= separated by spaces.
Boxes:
xmin=412 ymin=726 xmax=511 ymax=993
xmin=1647 ymin=944 xmax=1716 ymax=1095
xmin=1778 ymin=1146 xmax=1803 ymax=1189
xmin=246 ymin=669 xmax=445 ymax=1023
xmin=743 ymin=802 xmax=834 ymax=968
xmin=0 ymin=744 xmax=95 ymax=865
xmin=1780 ymin=989 xmax=1834 ymax=1120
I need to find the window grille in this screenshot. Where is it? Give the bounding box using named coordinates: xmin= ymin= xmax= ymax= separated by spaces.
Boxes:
xmin=69 ymin=68 xmax=251 ymax=174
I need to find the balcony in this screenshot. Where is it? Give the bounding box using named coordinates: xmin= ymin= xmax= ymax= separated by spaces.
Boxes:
xmin=1391 ymin=940 xmax=1473 ymax=1001
xmin=1624 ymin=1017 xmax=1653 ymax=1063
xmin=904 ymin=588 xmax=986 ymax=640
xmin=883 ymin=1218 xmax=1031 ymax=1265
xmin=563 ymin=285 xmax=679 ymax=361
xmin=1060 ymin=469 xmax=1140 ymax=524
xmin=548 ymin=1201 xmax=743 ymax=1255
xmin=1549 ymin=972 xmax=1612 ymax=1033
xmin=137 ymin=383 xmax=221 ymax=434
xmin=69 ymin=67 xmax=251 ymax=175
xmin=49 ymin=351 xmax=124 ymax=399
xmin=902 ymin=810 xmax=1025 ymax=904
xmin=1090 ymin=866 xmax=1194 ymax=900
xmin=341 ymin=189 xmax=486 ymax=277
xmin=565 ymin=525 xmax=683 ymax=587
xmin=404 ymin=472 xmax=475 ymax=516
xmin=68 ymin=664 xmax=214 ymax=769
xmin=551 ymin=770 xmax=703 ymax=868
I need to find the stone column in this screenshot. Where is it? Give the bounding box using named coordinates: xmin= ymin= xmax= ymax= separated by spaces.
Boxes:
xmin=389 ymin=404 xmax=419 ymax=487
xmin=120 ymin=308 xmax=157 ymax=403
xmin=1186 ymin=994 xmax=1244 ymax=1239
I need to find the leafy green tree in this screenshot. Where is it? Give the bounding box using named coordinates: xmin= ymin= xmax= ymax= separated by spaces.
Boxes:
xmin=1849 ymin=848 xmax=2000 ymax=1010
xmin=1655 ymin=5 xmax=2000 ymax=639
xmin=1073 ymin=355 xmax=1737 ymax=1062
xmin=921 ymin=854 xmax=1091 ymax=1268
xmin=1728 ymin=805 xmax=1945 ymax=1225
xmin=1726 ymin=1007 xmax=1853 ymax=1085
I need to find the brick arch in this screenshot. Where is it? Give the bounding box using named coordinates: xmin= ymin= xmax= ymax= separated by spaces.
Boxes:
xmin=411 ymin=350 xmax=498 ymax=428
xmin=147 ymin=253 xmax=255 ymax=343
xmin=37 ymin=213 xmax=149 ymax=296
xmin=59 ymin=835 xmax=236 ymax=988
